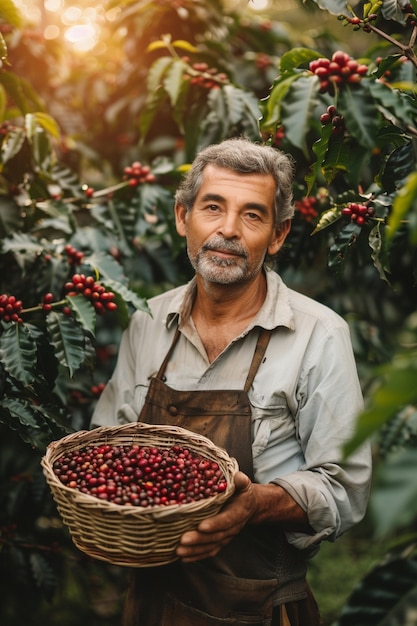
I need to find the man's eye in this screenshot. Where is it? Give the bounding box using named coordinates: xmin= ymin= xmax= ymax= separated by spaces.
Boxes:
xmin=247 ymin=212 xmax=261 ymax=220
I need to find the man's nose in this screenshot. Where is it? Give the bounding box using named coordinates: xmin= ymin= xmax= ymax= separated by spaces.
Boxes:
xmin=217 ymin=211 xmax=241 ymax=238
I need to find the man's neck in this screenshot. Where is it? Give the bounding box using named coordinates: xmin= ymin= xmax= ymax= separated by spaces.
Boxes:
xmin=189 ymin=273 xmax=267 ymax=362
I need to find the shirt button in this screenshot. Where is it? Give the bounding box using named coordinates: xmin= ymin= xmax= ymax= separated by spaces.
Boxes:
xmin=168 ymin=405 xmax=178 ymax=416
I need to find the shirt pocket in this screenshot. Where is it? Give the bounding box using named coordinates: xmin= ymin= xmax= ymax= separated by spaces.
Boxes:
xmin=250 ymin=394 xmax=297 ymax=460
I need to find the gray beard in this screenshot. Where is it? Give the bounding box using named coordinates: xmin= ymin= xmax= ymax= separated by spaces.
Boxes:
xmin=188 ymin=236 xmax=261 ymax=285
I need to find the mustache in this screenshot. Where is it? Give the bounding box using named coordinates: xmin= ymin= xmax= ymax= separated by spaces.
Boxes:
xmin=202 ymin=236 xmax=247 ymax=257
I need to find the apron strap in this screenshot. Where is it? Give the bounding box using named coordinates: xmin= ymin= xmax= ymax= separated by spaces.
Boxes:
xmin=243 ymin=328 xmax=272 ymax=393
xmin=155 ymin=326 xmax=181 ymax=380
xmin=156 ymin=325 xmax=272 ymax=392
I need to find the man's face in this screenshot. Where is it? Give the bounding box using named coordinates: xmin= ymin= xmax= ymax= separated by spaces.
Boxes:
xmin=175 ymin=164 xmax=289 ymax=285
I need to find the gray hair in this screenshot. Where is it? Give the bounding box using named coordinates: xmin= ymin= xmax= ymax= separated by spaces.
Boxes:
xmin=174 ymin=137 xmax=295 ymax=226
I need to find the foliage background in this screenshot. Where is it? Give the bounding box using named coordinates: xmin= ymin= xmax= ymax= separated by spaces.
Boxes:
xmin=0 ymin=0 xmax=416 ymax=624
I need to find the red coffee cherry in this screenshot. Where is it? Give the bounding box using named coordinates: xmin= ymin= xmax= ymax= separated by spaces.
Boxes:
xmin=64 ymin=274 xmax=117 ymax=314
xmin=53 ymin=444 xmax=228 ymax=506
xmin=0 ymin=294 xmax=23 ymax=323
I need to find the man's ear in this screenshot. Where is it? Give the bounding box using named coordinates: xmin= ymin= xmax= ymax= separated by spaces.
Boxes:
xmin=175 ymin=203 xmax=187 ymax=237
xmin=268 ymin=219 xmax=291 ymax=256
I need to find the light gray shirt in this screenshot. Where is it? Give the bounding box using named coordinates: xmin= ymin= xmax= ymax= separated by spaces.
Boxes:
xmin=91 ymin=269 xmax=372 ymax=550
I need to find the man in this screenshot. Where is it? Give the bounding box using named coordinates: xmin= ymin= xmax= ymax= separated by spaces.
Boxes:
xmin=91 ymin=137 xmax=372 ymax=625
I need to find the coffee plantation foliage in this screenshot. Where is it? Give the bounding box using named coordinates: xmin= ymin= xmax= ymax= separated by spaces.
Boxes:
xmin=0 ymin=0 xmax=416 ymax=623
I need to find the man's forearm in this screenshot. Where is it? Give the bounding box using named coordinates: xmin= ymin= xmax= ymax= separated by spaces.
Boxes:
xmin=249 ymin=482 xmax=313 ymax=533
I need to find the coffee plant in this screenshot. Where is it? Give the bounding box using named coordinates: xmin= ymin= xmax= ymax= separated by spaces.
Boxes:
xmin=0 ymin=0 xmax=416 ymax=624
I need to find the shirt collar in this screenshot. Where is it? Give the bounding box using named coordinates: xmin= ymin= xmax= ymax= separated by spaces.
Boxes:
xmin=165 ymin=269 xmax=295 ymax=332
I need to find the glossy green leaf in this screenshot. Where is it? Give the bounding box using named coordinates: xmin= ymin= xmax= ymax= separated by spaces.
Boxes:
xmin=368 ymin=80 xmax=417 ymax=129
xmin=328 ymin=223 xmax=362 ymax=271
xmin=309 ymin=0 xmax=350 ymax=16
xmin=86 ymin=251 xmax=127 ymax=283
xmin=280 ymin=48 xmax=322 ymax=73
xmin=381 ymin=0 xmax=407 ymax=23
xmin=369 ymin=221 xmax=390 ymax=283
xmin=281 ymin=75 xmax=320 ymax=154
xmin=259 ymin=73 xmax=303 ymax=130
xmin=0 ymin=324 xmax=37 ymax=385
xmin=338 ymin=83 xmax=379 ymax=149
xmin=335 ymin=554 xmax=417 ymax=626
xmin=306 ymin=122 xmax=333 ymax=194
xmin=311 ymin=207 xmax=341 ymax=234
xmin=66 ymin=295 xmax=96 ymax=336
xmin=102 ymin=278 xmax=151 ymax=318
xmin=46 ymin=312 xmax=85 ymax=377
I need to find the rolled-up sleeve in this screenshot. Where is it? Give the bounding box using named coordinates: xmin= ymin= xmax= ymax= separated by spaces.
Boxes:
xmin=271 ymin=322 xmax=372 ymax=550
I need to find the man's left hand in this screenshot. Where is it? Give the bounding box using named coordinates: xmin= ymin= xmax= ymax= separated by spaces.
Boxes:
xmin=176 ymin=471 xmax=257 ymax=562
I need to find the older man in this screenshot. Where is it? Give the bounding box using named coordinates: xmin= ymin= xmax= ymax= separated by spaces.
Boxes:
xmin=91 ymin=137 xmax=372 ymax=626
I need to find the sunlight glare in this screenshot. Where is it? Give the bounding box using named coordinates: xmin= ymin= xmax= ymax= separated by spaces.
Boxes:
xmin=64 ymin=23 xmax=98 ymax=52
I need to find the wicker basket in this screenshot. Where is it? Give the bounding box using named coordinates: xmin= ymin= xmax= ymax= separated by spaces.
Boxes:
xmin=41 ymin=421 xmax=239 ymax=568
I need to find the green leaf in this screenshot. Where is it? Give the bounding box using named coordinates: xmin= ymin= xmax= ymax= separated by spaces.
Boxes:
xmin=371 ymin=447 xmax=417 ymax=536
xmin=344 ymin=351 xmax=417 ymax=455
xmin=0 ymin=127 xmax=25 ymax=167
xmin=306 ymin=122 xmax=333 ymax=194
xmin=103 ymin=278 xmax=151 ymax=315
xmin=163 ymin=59 xmax=187 ymax=107
xmin=309 ymin=0 xmax=351 ymax=16
xmin=368 ymin=80 xmax=416 ymax=129
xmin=66 ymin=295 xmax=96 ymax=336
xmin=328 ymin=222 xmax=361 ymax=271
xmin=85 ymin=251 xmax=127 ymax=283
xmin=280 ymin=48 xmax=322 ymax=73
xmin=388 ymin=170 xmax=417 ymax=241
xmin=281 ymin=75 xmax=320 ymax=155
xmin=147 ymin=56 xmax=175 ymax=93
xmin=33 ymin=112 xmax=61 ymax=140
xmin=25 ymin=116 xmax=51 ymax=170
xmin=338 ymin=82 xmax=379 ymax=149
xmin=0 ymin=33 xmax=6 ymax=62
xmin=381 ymin=0 xmax=407 ymax=23
xmin=0 ymin=324 xmax=37 ymax=385
xmin=369 ymin=221 xmax=390 ymax=283
xmin=335 ymin=554 xmax=417 ymax=626
xmin=171 ymin=40 xmax=199 ymax=53
xmin=311 ymin=207 xmax=341 ymax=234
xmin=259 ymin=73 xmax=305 ymax=130
xmin=0 ymin=0 xmax=22 ymax=28
xmin=46 ymin=312 xmax=85 ymax=377
xmin=0 ymin=196 xmax=23 ymax=237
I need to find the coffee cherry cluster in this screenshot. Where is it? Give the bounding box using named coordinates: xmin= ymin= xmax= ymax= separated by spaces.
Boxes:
xmin=53 ymin=443 xmax=228 ymax=507
xmin=320 ymin=105 xmax=346 ymax=135
xmin=295 ymin=196 xmax=319 ymax=222
xmin=183 ymin=60 xmax=228 ymax=90
xmin=0 ymin=294 xmax=23 ymax=323
xmin=64 ymin=274 xmax=117 ymax=315
xmin=64 ymin=244 xmax=84 ymax=266
xmin=309 ymin=51 xmax=368 ymax=94
xmin=341 ymin=202 xmax=375 ymax=226
xmin=123 ymin=161 xmax=156 ymax=187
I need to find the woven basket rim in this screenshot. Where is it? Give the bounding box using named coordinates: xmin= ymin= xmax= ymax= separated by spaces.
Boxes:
xmin=41 ymin=421 xmax=239 ymax=518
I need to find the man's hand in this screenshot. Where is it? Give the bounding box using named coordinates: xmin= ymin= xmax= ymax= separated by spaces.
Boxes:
xmin=176 ymin=471 xmax=311 ymax=562
xmin=176 ymin=471 xmax=255 ymax=562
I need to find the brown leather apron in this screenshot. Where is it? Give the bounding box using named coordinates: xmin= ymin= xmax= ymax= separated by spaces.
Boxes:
xmin=123 ymin=327 xmax=320 ymax=626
